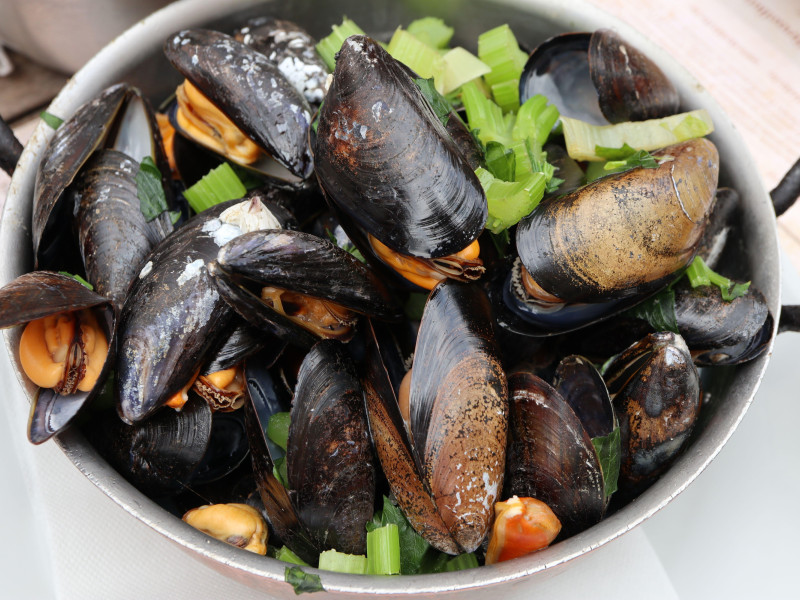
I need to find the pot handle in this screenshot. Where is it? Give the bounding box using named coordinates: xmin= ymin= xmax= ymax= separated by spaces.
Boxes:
xmin=772 ymin=157 xmax=800 ymax=217
xmin=0 ymin=113 xmax=23 ymax=177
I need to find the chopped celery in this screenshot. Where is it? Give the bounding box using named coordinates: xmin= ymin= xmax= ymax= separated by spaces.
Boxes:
xmin=267 ymin=412 xmax=291 ymax=451
xmin=476 ymin=167 xmax=546 ymax=233
xmin=366 ymin=524 xmax=401 ymax=575
xmin=685 ymin=256 xmax=750 ymax=301
xmin=318 ymin=550 xmax=368 ymax=574
xmin=561 ymin=109 xmax=714 ymax=161
xmin=407 ymin=17 xmax=454 ymax=48
xmin=444 ymin=553 xmax=480 ymax=572
xmin=512 ymin=94 xmax=559 ymax=148
xmin=316 ymin=17 xmax=366 ymax=71
xmin=387 ymin=28 xmax=446 ymax=92
xmin=275 ymin=546 xmax=310 ymax=566
xmin=485 ymin=142 xmax=516 ymax=181
xmin=490 ymin=80 xmax=520 ymax=113
xmin=183 ymin=162 xmax=247 ymax=213
xmin=461 ymin=81 xmax=515 ymax=147
xmin=440 ymin=47 xmax=490 ymax=95
xmin=478 ymin=24 xmax=527 ymax=88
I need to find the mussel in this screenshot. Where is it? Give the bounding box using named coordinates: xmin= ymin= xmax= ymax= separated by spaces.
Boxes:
xmin=314 ymin=35 xmax=487 ymax=261
xmin=0 ymin=271 xmax=115 ymax=443
xmin=164 ymin=28 xmax=313 ymax=183
xmin=519 ymin=29 xmax=679 ymax=125
xmin=363 ymin=281 xmax=507 ymax=554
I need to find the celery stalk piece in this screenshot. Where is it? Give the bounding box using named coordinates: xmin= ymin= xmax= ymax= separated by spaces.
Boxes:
xmin=387 ymin=28 xmax=446 ymax=93
xmin=477 ymin=167 xmax=546 ymax=233
xmin=490 ymin=80 xmax=520 ymax=113
xmin=275 ymin=545 xmax=310 ymax=566
xmin=316 ymin=17 xmax=366 ymax=71
xmin=478 ymin=24 xmax=527 ymax=87
xmin=183 ymin=162 xmax=247 ymax=213
xmin=318 ymin=550 xmax=368 ymax=574
xmin=461 ymin=81 xmax=515 ymax=147
xmin=407 ymin=17 xmax=454 ymax=49
xmin=512 ymin=94 xmax=559 ymax=147
xmin=441 ymin=47 xmax=491 ymax=95
xmin=562 ymin=109 xmax=714 ymax=161
xmin=366 ymin=524 xmax=401 ymax=575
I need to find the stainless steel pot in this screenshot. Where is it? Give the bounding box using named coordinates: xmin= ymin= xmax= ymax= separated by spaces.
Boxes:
xmin=0 ymin=0 xmax=780 ymax=597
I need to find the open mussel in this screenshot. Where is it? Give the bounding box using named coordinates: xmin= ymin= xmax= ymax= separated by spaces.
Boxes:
xmin=33 ymin=83 xmax=170 ymax=271
xmin=234 ymin=17 xmax=329 ymax=105
xmin=0 ymin=271 xmax=114 ymax=443
xmin=164 ymin=28 xmax=313 ymax=183
xmin=506 ymin=138 xmax=719 ymax=334
xmin=209 ymin=229 xmax=402 ymax=344
xmin=363 ymin=281 xmax=507 ymax=554
xmin=519 ymin=29 xmax=679 ymax=125
xmin=314 ymin=35 xmax=487 ymax=261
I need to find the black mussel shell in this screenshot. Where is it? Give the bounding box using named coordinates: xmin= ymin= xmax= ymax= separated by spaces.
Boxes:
xmin=244 ymin=350 xmax=318 ymax=563
xmin=553 ymin=355 xmax=615 ymax=439
xmin=190 ymin=408 xmax=250 ymax=485
xmin=202 ymin=320 xmax=283 ymax=375
xmin=604 ymin=332 xmax=700 ymax=499
xmin=516 ymin=138 xmax=719 ymax=304
xmin=164 ymin=29 xmax=313 ymax=180
xmin=34 ymin=84 xmax=169 ymax=270
xmin=88 ymin=396 xmax=212 ymax=496
xmin=0 ymin=271 xmax=115 ymax=444
xmin=115 ymin=199 xmax=254 ymax=424
xmin=505 ymin=371 xmax=606 ymax=537
xmin=409 ymin=281 xmax=507 ymax=553
xmin=71 ymin=149 xmax=173 ymax=308
xmin=314 ymin=35 xmax=487 ymax=259
xmin=287 ymin=340 xmax=375 ymax=555
xmin=215 ymin=229 xmax=402 ymax=321
xmin=234 ymin=17 xmax=329 ymax=105
xmin=674 ymin=283 xmax=773 ymax=366
xmin=519 ymin=30 xmax=679 ymax=125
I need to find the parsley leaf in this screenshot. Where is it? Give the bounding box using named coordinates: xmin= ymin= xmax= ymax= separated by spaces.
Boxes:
xmin=626 ymin=287 xmax=680 ymax=333
xmin=284 ymin=566 xmax=323 ymax=594
xmin=414 ymin=77 xmax=452 ymax=127
xmin=58 ymin=272 xmax=93 ymax=290
xmin=40 ymin=111 xmax=64 ymax=129
xmin=135 ymin=156 xmax=169 ymax=222
xmin=592 ymin=427 xmax=621 ymax=498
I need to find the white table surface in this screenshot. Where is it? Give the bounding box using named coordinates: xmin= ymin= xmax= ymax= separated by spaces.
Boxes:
xmin=1 ymin=253 xmax=798 ymax=599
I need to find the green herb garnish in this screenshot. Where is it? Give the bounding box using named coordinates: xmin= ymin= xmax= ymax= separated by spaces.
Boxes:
xmin=58 ymin=272 xmax=93 ymax=290
xmin=626 ymin=287 xmax=679 ymax=333
xmin=324 ymin=228 xmax=365 ymax=263
xmin=595 ymin=143 xmax=659 ymax=171
xmin=135 ymin=156 xmax=173 ymax=222
xmin=267 ymin=412 xmax=291 ymax=451
xmin=284 ymin=566 xmax=324 ymax=595
xmin=591 ymin=427 xmax=621 ymax=498
xmin=414 ymin=78 xmax=452 ymax=127
xmin=273 ymin=456 xmax=289 ymax=489
xmin=40 ymin=111 xmax=64 ymax=129
xmin=404 ymin=292 xmax=428 ymax=321
xmin=685 ymin=256 xmax=750 ymax=301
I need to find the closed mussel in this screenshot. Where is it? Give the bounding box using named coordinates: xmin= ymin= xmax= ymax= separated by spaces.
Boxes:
xmin=164 ymin=29 xmax=313 ymax=183
xmin=314 ymin=35 xmax=487 ymax=260
xmin=604 ymin=332 xmax=700 ymax=500
xmin=510 ymin=138 xmax=719 ymax=333
xmin=0 ymin=271 xmax=114 ymax=443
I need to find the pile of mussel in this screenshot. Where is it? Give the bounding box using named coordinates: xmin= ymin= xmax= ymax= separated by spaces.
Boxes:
xmin=0 ymin=13 xmax=775 ymax=572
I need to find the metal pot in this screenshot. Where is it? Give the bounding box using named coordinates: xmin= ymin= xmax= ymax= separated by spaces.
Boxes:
xmin=0 ymin=0 xmax=780 ymax=597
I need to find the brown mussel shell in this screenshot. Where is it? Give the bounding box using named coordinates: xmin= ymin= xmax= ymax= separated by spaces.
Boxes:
xmin=234 ymin=17 xmax=329 ymax=105
xmin=314 ymin=35 xmax=487 ymax=259
xmin=115 ymin=199 xmax=250 ymax=425
xmin=164 ymin=29 xmax=313 ymax=180
xmin=516 ymin=138 xmax=719 ymax=304
xmin=409 ymin=280 xmax=507 ymax=553
xmin=604 ymin=332 xmax=700 ymax=499
xmin=71 ymin=149 xmax=173 ymax=308
xmin=287 ymin=340 xmax=375 ymax=556
xmin=553 ymin=355 xmax=615 ymax=439
xmin=505 ymin=371 xmax=606 ymax=538
xmin=33 ymin=84 xmax=169 ymax=270
xmin=0 ymin=271 xmax=115 ymax=444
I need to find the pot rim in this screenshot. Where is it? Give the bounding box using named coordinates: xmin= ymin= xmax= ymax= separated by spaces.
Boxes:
xmin=0 ymin=0 xmax=780 ymax=595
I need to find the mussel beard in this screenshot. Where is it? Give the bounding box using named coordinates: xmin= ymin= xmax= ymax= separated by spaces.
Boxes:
xmin=368 ymin=234 xmax=485 ymax=291
xmin=175 ymin=79 xmax=263 ymax=166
